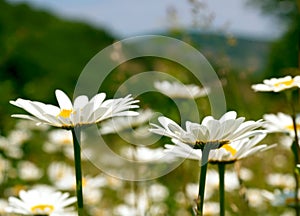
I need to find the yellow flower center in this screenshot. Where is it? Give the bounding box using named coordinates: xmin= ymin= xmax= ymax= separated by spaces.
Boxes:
xmin=58 ymin=109 xmax=73 ymax=118
xmin=285 ymin=124 xmax=300 ymax=131
xmin=31 ymin=204 xmax=54 ymax=214
xmin=222 ymin=144 xmax=237 ymax=155
xmin=194 ymin=140 xmax=236 ymax=155
xmin=274 ymin=79 xmax=294 ymax=87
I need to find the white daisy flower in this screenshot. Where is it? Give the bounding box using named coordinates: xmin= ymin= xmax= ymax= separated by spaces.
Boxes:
xmin=47 ymin=162 xmax=106 ymax=204
xmin=263 ymin=112 xmax=300 ymax=137
xmin=251 ymin=75 xmax=300 ymax=92
xmin=10 ymin=89 xmax=139 ymax=129
xmin=120 ymin=146 xmax=176 ymax=162
xmin=100 ymin=109 xmax=154 ymax=134
xmin=150 ymin=111 xmax=264 ymax=152
xmin=18 ymin=160 xmax=43 ymax=181
xmin=0 ymin=199 xmax=8 ymax=215
xmin=164 ymin=134 xmax=271 ymax=163
xmin=266 ymin=173 xmax=295 ymax=189
xmin=5 ymin=187 xmax=76 ymax=216
xmin=264 ymin=189 xmax=300 ymax=207
xmin=154 ymin=80 xmax=209 ymax=99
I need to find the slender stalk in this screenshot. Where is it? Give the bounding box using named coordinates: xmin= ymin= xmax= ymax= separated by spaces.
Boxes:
xmin=291 ymin=111 xmax=300 ymax=216
xmin=286 ymin=90 xmax=300 ymax=215
xmin=71 ymin=127 xmax=84 ymax=216
xmin=218 ymin=163 xmax=226 ymax=216
xmin=196 ymin=147 xmax=210 ymax=216
xmin=197 ymin=161 xmax=208 ymax=215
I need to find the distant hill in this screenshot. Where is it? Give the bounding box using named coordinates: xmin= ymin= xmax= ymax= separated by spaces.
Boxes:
xmin=165 ymin=30 xmax=271 ymax=75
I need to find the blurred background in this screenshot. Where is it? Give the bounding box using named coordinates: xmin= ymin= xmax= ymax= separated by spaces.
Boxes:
xmin=0 ymin=0 xmax=299 ymax=215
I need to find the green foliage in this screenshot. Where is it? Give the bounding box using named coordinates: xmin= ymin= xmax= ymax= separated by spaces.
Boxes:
xmin=0 ymin=0 xmax=115 ymax=132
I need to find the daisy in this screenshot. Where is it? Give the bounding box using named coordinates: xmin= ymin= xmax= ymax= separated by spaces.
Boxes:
xmin=120 ymin=146 xmax=176 ymax=162
xmin=164 ymin=134 xmax=271 ymax=163
xmin=154 ymin=80 xmax=209 ymax=99
xmin=266 ymin=173 xmax=295 ymax=189
xmin=47 ymin=162 xmax=106 ymax=205
xmin=149 ymin=111 xmax=264 ymax=151
xmin=263 ymin=112 xmax=300 ymax=137
xmin=251 ymin=75 xmax=300 ymax=92
xmin=10 ymin=89 xmax=139 ymax=129
xmin=5 ymin=187 xmax=77 ymax=216
xmin=263 ymin=189 xmax=300 ymax=207
xmin=100 ymin=109 xmax=154 ymax=134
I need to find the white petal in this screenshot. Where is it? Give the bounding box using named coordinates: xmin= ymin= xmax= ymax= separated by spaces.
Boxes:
xmin=74 ymin=95 xmax=89 ymax=110
xmin=55 ymin=89 xmax=73 ymax=110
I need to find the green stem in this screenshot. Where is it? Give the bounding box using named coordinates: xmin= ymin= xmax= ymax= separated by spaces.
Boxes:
xmin=286 ymin=91 xmax=300 ymax=215
xmin=218 ymin=163 xmax=226 ymax=216
xmin=71 ymin=127 xmax=84 ymax=216
xmin=196 ymin=147 xmax=210 ymax=215
xmin=292 ymin=113 xmax=300 ymax=216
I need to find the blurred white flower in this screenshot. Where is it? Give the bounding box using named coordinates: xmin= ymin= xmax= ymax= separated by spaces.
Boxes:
xmin=124 ymin=191 xmax=148 ymax=213
xmin=114 ymin=204 xmax=138 ymax=216
xmin=148 ymin=203 xmax=169 ymax=216
xmin=150 ymin=111 xmax=264 ymax=153
xmin=148 ymin=183 xmax=169 ymax=202
xmin=266 ymin=173 xmax=295 ymax=189
xmin=245 ymin=188 xmax=269 ymax=209
xmin=239 ymin=168 xmax=253 ymax=181
xmin=252 ymin=75 xmax=300 ymax=92
xmin=43 ymin=129 xmax=73 ymax=153
xmin=0 ymin=155 xmax=10 ymax=184
xmin=120 ymin=146 xmax=175 ymax=162
xmin=47 ymin=162 xmax=106 ymax=204
xmin=10 ymin=89 xmax=139 ymax=129
xmin=18 ymin=160 xmax=43 ymax=181
xmin=186 ymin=169 xmax=240 ymax=204
xmin=0 ymin=129 xmax=31 ymax=159
xmin=5 ymin=186 xmax=76 ymax=216
xmin=48 ymin=162 xmax=74 ymax=190
xmin=154 ymin=80 xmax=209 ymax=99
xmin=263 ymin=112 xmax=300 ymax=137
xmin=202 ymin=202 xmax=220 ymax=216
xmin=100 ymin=109 xmax=154 ymax=134
xmin=263 ymin=189 xmax=300 ymax=207
xmin=0 ymin=199 xmax=8 ymax=215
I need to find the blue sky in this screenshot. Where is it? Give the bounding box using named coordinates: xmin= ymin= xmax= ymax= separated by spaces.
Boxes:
xmin=7 ymin=0 xmax=283 ymax=39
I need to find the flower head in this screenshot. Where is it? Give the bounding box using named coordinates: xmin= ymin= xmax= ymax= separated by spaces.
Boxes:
xmin=5 ymin=187 xmax=76 ymax=216
xmin=263 ymin=112 xmax=300 ymax=137
xmin=165 ymin=134 xmax=271 ymax=163
xmin=154 ymin=80 xmax=209 ymax=99
xmin=251 ymin=75 xmax=300 ymax=92
xmin=150 ymin=111 xmax=264 ymax=152
xmin=10 ymin=89 xmax=139 ymax=129
xmin=100 ymin=109 xmax=154 ymax=134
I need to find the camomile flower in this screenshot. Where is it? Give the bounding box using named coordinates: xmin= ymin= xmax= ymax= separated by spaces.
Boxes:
xmin=164 ymin=134 xmax=271 ymax=163
xmin=154 ymin=80 xmax=209 ymax=99
xmin=10 ymin=89 xmax=139 ymax=129
xmin=5 ymin=187 xmax=76 ymax=216
xmin=120 ymin=146 xmax=175 ymax=162
xmin=100 ymin=109 xmax=154 ymax=134
xmin=263 ymin=189 xmax=300 ymax=207
xmin=150 ymin=111 xmax=264 ymax=152
xmin=263 ymin=112 xmax=300 ymax=137
xmin=251 ymin=75 xmax=300 ymax=92
xmin=266 ymin=173 xmax=295 ymax=189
